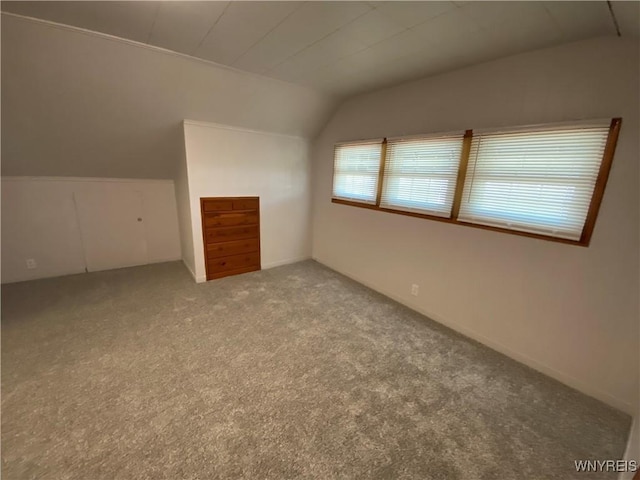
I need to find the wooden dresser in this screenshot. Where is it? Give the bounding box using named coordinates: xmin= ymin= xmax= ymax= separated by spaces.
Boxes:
xmin=200 ymin=197 xmax=261 ymax=280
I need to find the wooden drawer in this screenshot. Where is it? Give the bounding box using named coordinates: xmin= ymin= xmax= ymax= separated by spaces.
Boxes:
xmin=207 ymin=265 xmax=259 ymax=280
xmin=201 ymin=197 xmax=260 ymax=281
xmin=205 ymin=225 xmax=258 ymax=243
xmin=209 ymin=252 xmax=260 ymax=273
xmin=207 ymin=238 xmax=259 ymax=259
xmin=204 ymin=211 xmax=258 ymax=228
xmin=233 ymin=198 xmax=259 ymax=210
xmin=203 ymin=199 xmax=233 ymax=212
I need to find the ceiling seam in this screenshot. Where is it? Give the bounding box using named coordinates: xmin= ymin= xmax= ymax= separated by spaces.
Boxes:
xmin=191 ymin=1 xmax=232 ymax=55
xmin=263 ymin=6 xmax=376 ymax=76
xmin=606 ymin=0 xmax=622 ymax=36
xmin=276 ymin=5 xmax=459 ymax=85
xmin=540 ymin=4 xmax=565 ymax=40
xmin=290 ymin=5 xmax=505 ymax=94
xmin=230 ymin=2 xmax=306 ymax=67
xmin=146 ymin=3 xmax=161 ymax=44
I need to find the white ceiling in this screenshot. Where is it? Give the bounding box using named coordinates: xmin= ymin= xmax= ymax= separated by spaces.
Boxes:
xmin=2 ymin=1 xmax=638 ymax=97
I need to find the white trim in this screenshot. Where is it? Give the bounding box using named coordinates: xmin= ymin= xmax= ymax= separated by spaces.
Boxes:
xmin=151 ymin=256 xmax=182 ymax=264
xmin=183 ymin=119 xmax=306 ymax=140
xmin=2 ymin=258 xmax=184 ymax=284
xmin=262 ymin=256 xmax=311 ymax=270
xmin=1 ymin=267 xmax=87 ymax=285
xmin=181 ymin=259 xmax=199 ymax=283
xmin=0 ymin=12 xmax=326 ymax=97
xmin=1 ymin=176 xmax=174 ymax=185
xmin=312 ymin=255 xmax=634 ymax=415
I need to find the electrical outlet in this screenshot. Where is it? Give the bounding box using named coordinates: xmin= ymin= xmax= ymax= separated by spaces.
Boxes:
xmin=411 ymin=284 xmax=419 ymax=296
xmin=26 ymin=259 xmax=37 ymax=269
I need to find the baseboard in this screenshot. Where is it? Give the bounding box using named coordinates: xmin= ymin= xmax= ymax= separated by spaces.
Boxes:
xmin=184 ymin=256 xmax=309 ymax=283
xmin=3 ymin=258 xmax=186 ymax=285
xmin=1 ymin=267 xmax=86 ymax=284
xmin=181 ymin=259 xmax=201 ymax=282
xmin=312 ymin=255 xmax=634 ymax=415
xmin=181 ymin=259 xmax=206 ymax=283
xmin=262 ymin=255 xmax=311 ymax=270
xmin=149 ymin=256 xmax=182 ymax=264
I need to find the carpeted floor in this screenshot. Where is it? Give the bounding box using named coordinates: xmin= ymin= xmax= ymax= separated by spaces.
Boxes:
xmin=1 ymin=260 xmax=630 ymax=479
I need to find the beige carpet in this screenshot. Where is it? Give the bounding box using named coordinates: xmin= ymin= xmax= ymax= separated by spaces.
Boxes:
xmin=1 ymin=260 xmax=630 ymax=479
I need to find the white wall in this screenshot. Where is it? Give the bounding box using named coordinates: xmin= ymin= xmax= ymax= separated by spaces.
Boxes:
xmin=183 ymin=121 xmax=311 ymax=283
xmin=175 ymin=136 xmax=196 ymax=280
xmin=1 ymin=177 xmax=181 ymax=283
xmin=1 ymin=13 xmax=336 ymax=179
xmin=311 ymin=36 xmax=639 ymax=415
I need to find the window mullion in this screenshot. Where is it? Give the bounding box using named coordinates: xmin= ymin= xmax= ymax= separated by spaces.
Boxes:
xmin=375 ymin=138 xmax=388 ymax=207
xmin=451 ymin=129 xmax=473 ymax=220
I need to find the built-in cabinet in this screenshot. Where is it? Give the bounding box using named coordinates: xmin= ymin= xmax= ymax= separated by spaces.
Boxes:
xmin=74 ymin=189 xmax=148 ymax=272
xmin=200 ymin=197 xmax=261 ymax=280
xmin=1 ymin=177 xmax=181 ymax=284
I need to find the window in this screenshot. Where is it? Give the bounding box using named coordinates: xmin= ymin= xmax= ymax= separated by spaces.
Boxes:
xmin=380 ymin=134 xmax=464 ymax=217
xmin=332 ymin=140 xmax=383 ymax=204
xmin=331 ymin=118 xmax=620 ymax=246
xmin=458 ymin=123 xmax=611 ymax=241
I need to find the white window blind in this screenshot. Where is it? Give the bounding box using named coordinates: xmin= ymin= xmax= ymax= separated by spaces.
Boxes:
xmin=458 ymin=124 xmax=610 ymax=240
xmin=380 ymin=135 xmax=464 ymax=217
xmin=332 ymin=140 xmax=382 ymax=204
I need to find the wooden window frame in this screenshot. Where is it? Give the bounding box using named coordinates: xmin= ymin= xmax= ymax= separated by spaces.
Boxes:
xmin=332 ymin=139 xmax=385 ymax=205
xmin=331 ymin=118 xmax=621 ymax=247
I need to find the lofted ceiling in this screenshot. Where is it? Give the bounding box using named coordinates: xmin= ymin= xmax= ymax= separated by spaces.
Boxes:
xmin=2 ymin=1 xmax=638 ymax=97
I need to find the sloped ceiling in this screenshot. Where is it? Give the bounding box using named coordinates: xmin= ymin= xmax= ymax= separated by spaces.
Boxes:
xmin=1 ymin=14 xmax=337 ymax=179
xmin=1 ymin=1 xmax=637 ymax=180
xmin=2 ymin=1 xmax=638 ymax=97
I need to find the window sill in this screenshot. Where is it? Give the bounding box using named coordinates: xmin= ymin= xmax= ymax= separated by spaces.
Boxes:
xmin=331 ymin=197 xmax=589 ymax=247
